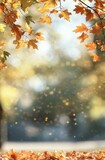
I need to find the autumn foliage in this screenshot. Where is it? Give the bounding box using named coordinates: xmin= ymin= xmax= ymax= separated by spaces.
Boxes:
xmin=0 ymin=0 xmax=105 ymax=67
xmin=1 ymin=150 xmax=105 ymax=159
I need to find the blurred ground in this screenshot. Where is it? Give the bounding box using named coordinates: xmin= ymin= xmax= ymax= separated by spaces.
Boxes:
xmin=2 ymin=141 xmax=105 ymax=152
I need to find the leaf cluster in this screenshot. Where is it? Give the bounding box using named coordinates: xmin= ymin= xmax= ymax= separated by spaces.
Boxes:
xmin=0 ymin=0 xmax=105 ymax=68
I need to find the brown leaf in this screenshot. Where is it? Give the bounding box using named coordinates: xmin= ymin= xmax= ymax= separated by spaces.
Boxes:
xmin=73 ymin=5 xmax=85 ymax=15
xmin=12 ymin=24 xmax=24 ymax=40
xmin=28 ymin=39 xmax=38 ymax=49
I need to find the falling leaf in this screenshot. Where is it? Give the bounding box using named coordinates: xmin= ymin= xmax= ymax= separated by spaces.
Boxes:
xmin=73 ymin=23 xmax=88 ymax=33
xmin=77 ymin=32 xmax=88 ymax=42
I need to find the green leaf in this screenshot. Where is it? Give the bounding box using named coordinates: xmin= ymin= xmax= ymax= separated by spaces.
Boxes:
xmin=25 ymin=15 xmax=35 ymax=24
xmin=0 ymin=51 xmax=10 ymax=62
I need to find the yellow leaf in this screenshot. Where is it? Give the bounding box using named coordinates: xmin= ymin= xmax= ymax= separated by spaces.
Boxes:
xmin=20 ymin=0 xmax=34 ymax=11
xmin=43 ymin=0 xmax=57 ymax=9
xmin=35 ymin=32 xmax=44 ymax=40
xmin=13 ymin=40 xmax=26 ymax=49
xmin=0 ymin=23 xmax=6 ymax=32
xmin=59 ymin=9 xmax=71 ymax=21
xmin=0 ymin=41 xmax=5 ymax=48
xmin=25 ymin=23 xmax=32 ymax=35
xmin=39 ymin=15 xmax=52 ymax=24
xmin=12 ymin=1 xmax=21 ymax=9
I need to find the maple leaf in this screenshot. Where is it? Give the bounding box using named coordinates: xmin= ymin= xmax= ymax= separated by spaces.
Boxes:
xmin=85 ymin=9 xmax=94 ymax=21
xmin=0 ymin=23 xmax=6 ymax=32
xmin=11 ymin=1 xmax=21 ymax=9
xmin=73 ymin=5 xmax=85 ymax=15
xmin=39 ymin=15 xmax=52 ymax=24
xmin=4 ymin=11 xmax=18 ymax=26
xmin=90 ymin=25 xmax=101 ymax=35
xmin=0 ymin=50 xmax=10 ymax=62
xmin=25 ymin=23 xmax=32 ymax=35
xmin=43 ymin=0 xmax=57 ymax=9
xmin=38 ymin=8 xmax=49 ymax=13
xmin=25 ymin=15 xmax=35 ymax=25
xmin=12 ymin=24 xmax=24 ymax=40
xmin=20 ymin=0 xmax=35 ymax=11
xmin=28 ymin=39 xmax=38 ymax=49
xmin=13 ymin=40 xmax=26 ymax=49
xmin=85 ymin=42 xmax=96 ymax=50
xmin=50 ymin=9 xmax=58 ymax=14
xmin=90 ymin=53 xmax=100 ymax=62
xmin=73 ymin=23 xmax=88 ymax=33
xmin=58 ymin=9 xmax=71 ymax=21
xmin=35 ymin=32 xmax=44 ymax=40
xmin=77 ymin=32 xmax=88 ymax=42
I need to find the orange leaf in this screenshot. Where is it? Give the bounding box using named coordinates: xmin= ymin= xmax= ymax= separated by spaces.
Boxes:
xmin=73 ymin=23 xmax=88 ymax=33
xmin=90 ymin=25 xmax=101 ymax=35
xmin=85 ymin=9 xmax=94 ymax=21
xmin=85 ymin=42 xmax=96 ymax=50
xmin=35 ymin=32 xmax=44 ymax=40
xmin=77 ymin=32 xmax=88 ymax=42
xmin=0 ymin=61 xmax=6 ymax=69
xmin=12 ymin=24 xmax=24 ymax=40
xmin=90 ymin=54 xmax=100 ymax=62
xmin=73 ymin=5 xmax=85 ymax=15
xmin=39 ymin=15 xmax=52 ymax=24
xmin=59 ymin=9 xmax=71 ymax=21
xmin=50 ymin=9 xmax=58 ymax=14
xmin=0 ymin=41 xmax=4 ymax=48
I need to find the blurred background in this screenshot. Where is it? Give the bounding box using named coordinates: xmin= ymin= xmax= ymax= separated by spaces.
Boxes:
xmin=0 ymin=0 xmax=105 ymax=151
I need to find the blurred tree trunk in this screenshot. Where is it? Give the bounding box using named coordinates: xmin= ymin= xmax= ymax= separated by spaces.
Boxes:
xmin=0 ymin=102 xmax=3 ymax=149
